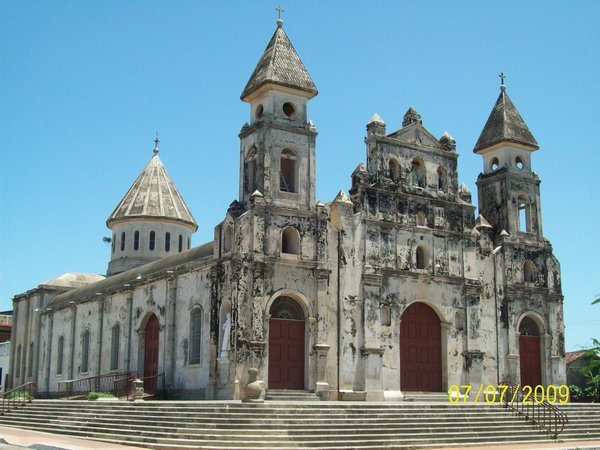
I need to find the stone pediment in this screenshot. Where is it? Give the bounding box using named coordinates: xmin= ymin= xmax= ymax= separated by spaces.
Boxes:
xmin=387 ymin=123 xmax=444 ymax=150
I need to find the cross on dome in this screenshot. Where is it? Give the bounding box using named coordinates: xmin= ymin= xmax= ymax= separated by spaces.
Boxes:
xmin=153 ymin=132 xmax=160 ymax=155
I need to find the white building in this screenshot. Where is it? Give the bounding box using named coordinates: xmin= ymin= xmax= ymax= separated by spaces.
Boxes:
xmin=9 ymin=19 xmax=565 ymax=400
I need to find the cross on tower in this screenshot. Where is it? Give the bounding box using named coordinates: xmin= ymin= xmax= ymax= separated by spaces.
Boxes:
xmin=276 ymin=4 xmax=284 ymax=20
xmin=499 ymin=72 xmax=506 ymax=87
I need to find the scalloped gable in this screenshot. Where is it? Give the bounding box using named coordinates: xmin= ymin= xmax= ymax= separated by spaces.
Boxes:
xmin=387 ymin=122 xmax=445 ymax=150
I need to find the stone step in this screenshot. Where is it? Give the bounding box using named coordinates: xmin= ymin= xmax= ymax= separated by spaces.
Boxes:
xmin=265 ymin=389 xmax=320 ymax=401
xmin=1 ymin=400 xmax=596 ymax=449
xmin=0 ymin=422 xmax=553 ymax=447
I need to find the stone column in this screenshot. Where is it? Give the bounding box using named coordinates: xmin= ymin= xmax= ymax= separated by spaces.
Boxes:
xmin=361 ymin=347 xmax=384 ymax=401
xmin=314 ymin=344 xmax=330 ymax=400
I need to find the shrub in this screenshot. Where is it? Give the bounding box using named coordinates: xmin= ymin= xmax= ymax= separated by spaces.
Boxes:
xmin=87 ymin=391 xmax=116 ymax=401
xmin=5 ymin=390 xmax=33 ymax=401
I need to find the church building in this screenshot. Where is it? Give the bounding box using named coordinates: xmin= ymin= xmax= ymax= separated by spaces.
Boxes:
xmin=9 ymin=18 xmax=565 ymax=400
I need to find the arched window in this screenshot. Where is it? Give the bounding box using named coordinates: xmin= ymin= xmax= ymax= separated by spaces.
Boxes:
xmin=437 ymin=167 xmax=447 ymax=191
xmin=523 ymin=260 xmax=535 ymax=283
xmin=381 ymin=305 xmax=391 ymax=326
xmin=515 ymin=156 xmax=525 ymax=170
xmin=245 ymin=147 xmax=258 ymax=193
xmin=410 ymin=159 xmax=425 ymax=187
xmin=178 ymin=234 xmax=183 ymax=253
xmin=111 ymin=233 xmax=116 ymax=254
xmin=187 ymin=237 xmax=191 ymax=250
xmin=389 ymin=158 xmax=400 ymax=181
xmin=189 ymin=307 xmax=202 ymax=365
xmin=110 ymin=323 xmax=120 ymax=370
xmin=416 ymin=245 xmax=429 ymax=269
xmin=416 ymin=212 xmax=427 ymax=227
xmin=133 ymin=230 xmax=140 ymax=251
xmin=490 ymin=157 xmax=499 ymax=172
xmin=223 ymin=225 xmax=233 ymax=253
xmin=517 ymin=194 xmax=531 ymax=233
xmin=281 ymin=226 xmax=300 ymax=255
xmin=120 ymin=232 xmax=126 ymax=252
xmin=15 ymin=345 xmax=21 ymax=378
xmin=57 ymin=336 xmax=64 ymax=375
xmin=149 ymin=231 xmax=156 ymax=251
xmin=519 ymin=317 xmax=540 ymax=336
xmin=81 ymin=330 xmax=90 ymax=373
xmin=27 ymin=342 xmax=34 ymax=377
xmin=165 ymin=232 xmax=171 ymax=252
xmin=270 ymin=296 xmax=304 ymax=320
xmin=280 ymin=149 xmax=297 ymax=193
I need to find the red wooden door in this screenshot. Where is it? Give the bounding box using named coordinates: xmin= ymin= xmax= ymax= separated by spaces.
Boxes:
xmin=400 ymin=302 xmax=442 ymax=392
xmin=520 ymin=335 xmax=541 ymax=387
xmin=268 ymin=319 xmax=304 ymax=389
xmin=144 ymin=314 xmax=159 ymax=392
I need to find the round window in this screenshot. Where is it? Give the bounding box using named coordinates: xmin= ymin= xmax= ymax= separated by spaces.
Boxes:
xmin=282 ymin=102 xmax=295 ymax=117
xmin=255 ymin=104 xmax=264 ymax=119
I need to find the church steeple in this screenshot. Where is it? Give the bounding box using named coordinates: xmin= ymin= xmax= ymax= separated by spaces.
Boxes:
xmin=241 ymin=20 xmax=317 ymax=102
xmin=238 ymin=19 xmax=318 ymax=211
xmin=475 ymin=78 xmax=544 ymax=240
xmin=106 ymin=138 xmax=197 ymax=276
xmin=474 ymin=77 xmax=538 ymax=153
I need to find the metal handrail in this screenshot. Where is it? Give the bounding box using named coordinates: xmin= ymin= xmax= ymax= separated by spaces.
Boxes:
xmin=58 ymin=372 xmax=133 ymax=398
xmin=1 ymin=382 xmax=36 ymax=415
xmin=499 ymin=381 xmax=568 ymax=438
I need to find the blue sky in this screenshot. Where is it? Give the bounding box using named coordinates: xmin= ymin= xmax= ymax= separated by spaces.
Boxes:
xmin=1 ymin=1 xmax=599 ymax=351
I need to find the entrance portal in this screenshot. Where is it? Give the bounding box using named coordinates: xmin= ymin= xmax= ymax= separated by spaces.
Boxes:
xmin=268 ymin=296 xmax=305 ymax=389
xmin=519 ymin=317 xmax=542 ymax=387
xmin=400 ymin=302 xmax=442 ymax=392
xmin=144 ymin=314 xmax=159 ymax=393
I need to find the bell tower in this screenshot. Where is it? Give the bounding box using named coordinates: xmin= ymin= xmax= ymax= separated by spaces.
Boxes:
xmin=238 ymin=17 xmax=318 ymax=211
xmin=474 ymin=76 xmax=543 ymax=241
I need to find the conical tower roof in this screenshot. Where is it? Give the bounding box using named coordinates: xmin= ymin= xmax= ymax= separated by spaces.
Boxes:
xmin=241 ymin=21 xmax=317 ymax=101
xmin=107 ymin=144 xmax=197 ymax=230
xmin=474 ymin=86 xmax=538 ymax=153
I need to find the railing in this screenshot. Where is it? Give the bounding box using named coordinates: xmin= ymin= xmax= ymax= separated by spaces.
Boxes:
xmin=499 ymin=381 xmax=568 ymax=438
xmin=58 ymin=372 xmax=133 ymax=398
xmin=1 ymin=382 xmax=37 ymax=415
xmin=58 ymin=372 xmax=166 ymax=400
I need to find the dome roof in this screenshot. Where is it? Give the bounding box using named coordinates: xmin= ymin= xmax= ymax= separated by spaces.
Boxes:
xmin=107 ymin=152 xmax=197 ymax=230
xmin=41 ymin=272 xmax=105 ymax=289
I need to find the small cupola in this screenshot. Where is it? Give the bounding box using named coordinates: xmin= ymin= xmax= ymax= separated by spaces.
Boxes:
xmin=105 ymin=136 xmax=198 ymax=276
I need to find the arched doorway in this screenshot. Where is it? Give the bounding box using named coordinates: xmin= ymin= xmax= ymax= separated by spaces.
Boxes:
xmin=144 ymin=314 xmax=159 ymax=393
xmin=268 ymin=296 xmax=305 ymax=389
xmin=519 ymin=317 xmax=542 ymax=387
xmin=400 ymin=302 xmax=442 ymax=392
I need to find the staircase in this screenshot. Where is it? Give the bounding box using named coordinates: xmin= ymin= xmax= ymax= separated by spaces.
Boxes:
xmin=0 ymin=400 xmax=598 ymax=449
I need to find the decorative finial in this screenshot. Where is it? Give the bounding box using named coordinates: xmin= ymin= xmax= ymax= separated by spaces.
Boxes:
xmin=276 ymin=4 xmax=284 ymax=27
xmin=153 ymin=132 xmax=160 ymax=155
xmin=499 ymin=72 xmax=506 ymax=91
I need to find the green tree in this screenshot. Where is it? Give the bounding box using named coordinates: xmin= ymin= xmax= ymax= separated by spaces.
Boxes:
xmin=575 ymin=295 xmax=600 ymax=402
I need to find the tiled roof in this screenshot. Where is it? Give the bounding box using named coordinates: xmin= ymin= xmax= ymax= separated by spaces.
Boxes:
xmin=107 ymin=153 xmax=197 ymax=230
xmin=474 ymin=88 xmax=538 ymax=153
xmin=241 ymin=23 xmax=317 ymax=100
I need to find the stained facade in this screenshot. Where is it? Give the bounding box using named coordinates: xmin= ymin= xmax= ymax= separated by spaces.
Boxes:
xmin=9 ymin=21 xmax=565 ymax=400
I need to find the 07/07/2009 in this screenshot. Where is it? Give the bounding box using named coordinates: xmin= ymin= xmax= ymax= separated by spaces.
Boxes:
xmin=447 ymin=384 xmax=569 ymax=404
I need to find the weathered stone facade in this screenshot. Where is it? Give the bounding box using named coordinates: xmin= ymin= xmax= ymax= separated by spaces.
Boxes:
xmin=8 ymin=22 xmax=565 ymax=400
